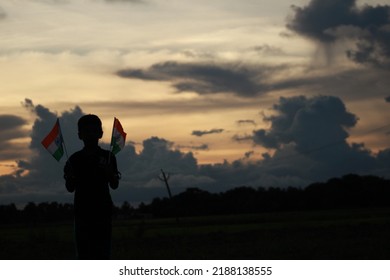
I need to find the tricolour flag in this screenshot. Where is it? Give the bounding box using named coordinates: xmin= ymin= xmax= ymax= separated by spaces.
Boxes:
xmin=41 ymin=118 xmax=64 ymax=161
xmin=110 ymin=117 xmax=127 ymax=155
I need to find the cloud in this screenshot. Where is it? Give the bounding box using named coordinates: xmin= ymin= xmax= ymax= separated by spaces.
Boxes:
xmin=15 ymin=99 xmax=84 ymax=193
xmin=249 ymin=95 xmax=384 ymax=180
xmin=287 ymin=0 xmax=390 ymax=42
xmin=253 ymin=44 xmax=285 ymax=56
xmin=116 ymin=61 xmax=273 ymax=97
xmin=232 ymin=134 xmax=253 ymax=142
xmin=272 ymin=68 xmax=390 ymax=102
xmin=287 ymin=0 xmax=390 ymax=68
xmin=191 ymin=128 xmax=224 ymax=137
xmin=346 ymin=25 xmax=390 ymax=68
xmin=176 ymin=144 xmax=209 ymax=151
xmin=0 ymin=115 xmax=27 ymax=139
xmin=111 ymin=136 xmax=212 ymax=203
xmin=115 ymin=60 xmax=390 ymax=103
xmin=253 ymin=95 xmax=358 ymax=151
xmin=287 ymin=0 xmax=358 ymax=43
xmin=124 ymin=137 xmax=198 ymax=175
xmin=236 ymin=120 xmax=256 ymax=126
xmin=0 ymin=99 xmax=87 ymax=205
xmin=0 ymin=115 xmax=28 ymax=161
xmin=22 ymin=98 xmax=83 ymax=155
xmin=244 ymin=151 xmax=254 ymax=159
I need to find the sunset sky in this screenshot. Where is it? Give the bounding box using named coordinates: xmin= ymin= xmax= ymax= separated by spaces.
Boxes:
xmin=1 ymin=0 xmax=390 ymax=206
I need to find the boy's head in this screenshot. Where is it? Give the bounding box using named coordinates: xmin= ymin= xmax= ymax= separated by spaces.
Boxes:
xmin=78 ymin=114 xmax=103 ymax=143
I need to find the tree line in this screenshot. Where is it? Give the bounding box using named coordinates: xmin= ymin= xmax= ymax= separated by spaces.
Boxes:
xmin=1 ymin=174 xmax=390 ymax=224
xmin=142 ymin=174 xmax=390 ymax=217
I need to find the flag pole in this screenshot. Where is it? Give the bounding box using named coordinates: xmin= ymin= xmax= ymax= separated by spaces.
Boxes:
xmin=108 ymin=117 xmax=116 ymax=165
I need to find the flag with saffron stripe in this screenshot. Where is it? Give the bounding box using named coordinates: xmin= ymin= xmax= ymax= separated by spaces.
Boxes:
xmin=110 ymin=117 xmax=126 ymax=155
xmin=41 ymin=118 xmax=64 ymax=161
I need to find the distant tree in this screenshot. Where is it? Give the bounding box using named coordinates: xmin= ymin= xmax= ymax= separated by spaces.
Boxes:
xmin=0 ymin=203 xmax=19 ymax=224
xmin=2 ymin=174 xmax=390 ymax=221
xmin=222 ymin=186 xmax=258 ymax=214
xmin=173 ymin=188 xmax=215 ymax=216
xmin=23 ymin=202 xmax=38 ymax=223
xmin=118 ymin=201 xmax=135 ymax=219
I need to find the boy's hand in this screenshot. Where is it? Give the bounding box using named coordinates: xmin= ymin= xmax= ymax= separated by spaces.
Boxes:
xmin=64 ymin=162 xmax=76 ymax=192
xmin=104 ymin=164 xmax=120 ymax=189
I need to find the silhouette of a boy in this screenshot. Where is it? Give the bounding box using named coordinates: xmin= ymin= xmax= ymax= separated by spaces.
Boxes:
xmin=64 ymin=114 xmax=120 ymax=259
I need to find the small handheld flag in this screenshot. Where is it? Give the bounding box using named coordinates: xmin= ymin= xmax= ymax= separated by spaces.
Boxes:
xmin=110 ymin=117 xmax=127 ymax=155
xmin=41 ymin=118 xmax=65 ymax=161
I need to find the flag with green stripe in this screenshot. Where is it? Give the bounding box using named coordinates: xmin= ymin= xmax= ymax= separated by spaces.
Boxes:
xmin=41 ymin=118 xmax=64 ymax=161
xmin=110 ymin=117 xmax=126 ymax=155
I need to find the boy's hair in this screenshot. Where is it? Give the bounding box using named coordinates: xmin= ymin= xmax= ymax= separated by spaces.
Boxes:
xmin=78 ymin=114 xmax=103 ymax=133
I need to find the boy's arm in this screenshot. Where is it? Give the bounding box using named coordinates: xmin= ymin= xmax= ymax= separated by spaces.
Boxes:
xmin=63 ymin=160 xmax=76 ymax=193
xmin=107 ymin=153 xmax=120 ymax=190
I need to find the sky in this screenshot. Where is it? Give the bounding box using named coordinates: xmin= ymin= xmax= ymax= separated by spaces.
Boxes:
xmin=0 ymin=0 xmax=390 ymax=206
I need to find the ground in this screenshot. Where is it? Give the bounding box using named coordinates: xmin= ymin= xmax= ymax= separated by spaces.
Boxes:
xmin=1 ymin=207 xmax=390 ymax=259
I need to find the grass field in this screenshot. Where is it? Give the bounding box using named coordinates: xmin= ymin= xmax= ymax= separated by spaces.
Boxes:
xmin=1 ymin=207 xmax=390 ymax=259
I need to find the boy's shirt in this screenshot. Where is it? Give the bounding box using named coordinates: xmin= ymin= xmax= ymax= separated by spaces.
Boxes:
xmin=64 ymin=146 xmax=118 ymax=221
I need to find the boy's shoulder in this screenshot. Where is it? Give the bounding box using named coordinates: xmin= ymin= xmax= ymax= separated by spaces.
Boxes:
xmin=97 ymin=147 xmax=113 ymax=158
xmin=69 ymin=147 xmax=112 ymax=159
xmin=69 ymin=149 xmax=84 ymax=160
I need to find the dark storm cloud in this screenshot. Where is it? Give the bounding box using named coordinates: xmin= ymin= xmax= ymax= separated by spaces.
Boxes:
xmin=22 ymin=98 xmax=83 ymax=153
xmin=0 ymin=115 xmax=28 ymax=161
xmin=346 ymin=24 xmax=390 ymax=68
xmin=191 ymin=129 xmax=224 ymax=137
xmin=287 ymin=0 xmax=390 ymax=42
xmin=287 ymin=0 xmax=359 ymax=43
xmin=0 ymin=99 xmax=87 ymax=205
xmin=16 ymin=99 xmax=84 ymax=191
xmin=135 ymin=137 xmax=198 ymax=175
xmin=253 ymin=95 xmax=358 ymax=151
xmin=112 ymin=136 xmax=208 ymax=203
xmin=130 ymin=137 xmax=200 ymax=185
xmin=116 ymin=60 xmax=390 ymax=101
xmin=249 ymin=95 xmax=385 ymax=180
xmin=287 ymin=0 xmax=390 ymax=68
xmin=117 ymin=61 xmax=272 ymax=97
